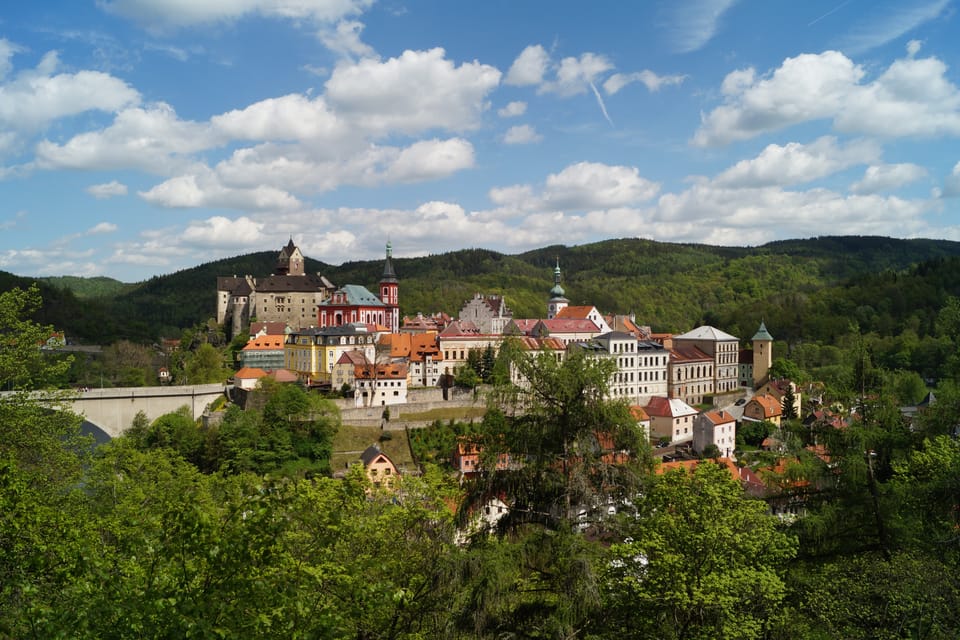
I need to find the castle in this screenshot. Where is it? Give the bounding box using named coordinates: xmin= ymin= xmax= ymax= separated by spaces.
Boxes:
xmin=217 ymin=239 xmax=336 ymax=337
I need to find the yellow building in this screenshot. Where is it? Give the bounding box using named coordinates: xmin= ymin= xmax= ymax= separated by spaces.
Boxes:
xmin=285 ymin=323 xmax=378 ymax=385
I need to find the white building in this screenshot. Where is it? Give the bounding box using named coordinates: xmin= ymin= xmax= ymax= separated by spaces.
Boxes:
xmin=694 ymin=409 xmax=737 ymax=458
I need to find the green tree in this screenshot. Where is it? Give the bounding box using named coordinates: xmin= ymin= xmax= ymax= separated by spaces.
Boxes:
xmin=601 ymin=461 xmax=796 ymax=639
xmin=184 ymin=342 xmax=231 ymax=384
xmin=466 ymin=348 xmax=651 ymax=530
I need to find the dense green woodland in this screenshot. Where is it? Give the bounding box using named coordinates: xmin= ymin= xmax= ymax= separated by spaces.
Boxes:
xmin=3 ymin=235 xmax=959 ymax=343
xmin=3 ymin=284 xmax=960 ymax=638
xmin=6 ymin=235 xmax=960 ymax=390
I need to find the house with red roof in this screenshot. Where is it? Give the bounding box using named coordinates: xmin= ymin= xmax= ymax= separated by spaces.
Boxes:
xmin=694 ymin=409 xmax=737 ymax=458
xmin=743 ymin=393 xmax=783 ymax=427
xmin=354 ymin=362 xmax=408 ymax=407
xmin=669 ymin=344 xmax=714 ymax=405
xmin=233 ymin=366 xmax=268 ymax=390
xmin=436 ymin=320 xmax=501 ymax=377
xmin=554 ymin=305 xmax=612 ymax=334
xmin=644 ymin=396 xmax=699 ymax=444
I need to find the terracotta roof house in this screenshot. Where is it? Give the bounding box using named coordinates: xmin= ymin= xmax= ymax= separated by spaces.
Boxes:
xmin=757 ymin=379 xmax=801 ymax=418
xmin=239 ymin=333 xmax=287 ymax=370
xmin=354 ymin=362 xmax=408 ymax=407
xmin=694 ymin=409 xmax=737 ymax=458
xmin=332 ymin=350 xmax=370 ymax=391
xmin=437 ymin=320 xmax=500 ymax=376
xmin=234 ymin=366 xmax=268 ymax=390
xmin=554 ymin=305 xmax=612 ymax=333
xmin=743 ymin=393 xmax=783 ymax=427
xmin=644 ymin=396 xmax=699 ymax=444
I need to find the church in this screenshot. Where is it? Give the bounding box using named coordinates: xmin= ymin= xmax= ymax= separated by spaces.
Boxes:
xmin=317 ymin=242 xmax=400 ymax=333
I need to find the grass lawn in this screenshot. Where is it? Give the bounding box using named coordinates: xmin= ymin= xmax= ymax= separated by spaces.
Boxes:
xmin=330 ymin=423 xmax=417 ymax=474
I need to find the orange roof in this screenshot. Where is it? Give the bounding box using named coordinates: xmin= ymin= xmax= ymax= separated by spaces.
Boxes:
xmin=630 ymin=405 xmax=650 ymax=421
xmin=514 ymin=336 xmax=566 ymax=351
xmin=656 ymin=458 xmax=764 ymax=491
xmin=381 ymin=332 xmax=411 ymax=358
xmin=243 ymin=335 xmax=286 ymax=351
xmin=355 ymin=363 xmax=408 ymax=380
xmin=409 ymin=333 xmax=442 ymax=362
xmin=749 ymin=394 xmax=782 ymax=418
xmin=554 ymin=306 xmax=596 ymax=320
xmin=235 ymin=367 xmax=267 ymax=379
xmin=701 ymin=409 xmax=736 ymax=425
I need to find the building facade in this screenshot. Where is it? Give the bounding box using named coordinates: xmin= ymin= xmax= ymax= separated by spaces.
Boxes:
xmin=459 ymin=293 xmax=514 ymax=335
xmin=672 ymin=326 xmax=741 ymax=397
xmin=285 ymin=323 xmax=378 ymax=385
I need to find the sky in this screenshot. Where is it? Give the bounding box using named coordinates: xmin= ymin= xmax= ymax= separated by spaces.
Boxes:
xmin=2 ymin=0 xmax=960 ymax=282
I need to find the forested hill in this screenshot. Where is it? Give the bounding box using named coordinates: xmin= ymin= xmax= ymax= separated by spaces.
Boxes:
xmin=11 ymin=235 xmax=960 ymax=344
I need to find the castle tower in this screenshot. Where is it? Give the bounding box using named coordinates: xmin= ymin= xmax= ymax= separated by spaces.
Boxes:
xmin=275 ymin=238 xmax=304 ymax=276
xmin=380 ymin=241 xmax=399 ymax=333
xmin=546 ymin=259 xmax=569 ymax=319
xmin=752 ymin=321 xmax=774 ymax=387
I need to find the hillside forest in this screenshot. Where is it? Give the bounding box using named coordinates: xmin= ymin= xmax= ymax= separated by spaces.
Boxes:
xmin=3 ymin=275 xmax=960 ymax=638
xmin=5 ymin=235 xmax=960 ymax=395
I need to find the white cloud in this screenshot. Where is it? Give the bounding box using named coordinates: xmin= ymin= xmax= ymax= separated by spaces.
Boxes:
xmin=324 ymin=48 xmax=501 ymax=134
xmin=0 ymin=38 xmax=21 ymax=80
xmin=36 ymin=103 xmax=219 ymax=173
xmin=943 ymin=161 xmax=960 ymax=198
xmin=665 ymin=0 xmax=741 ymax=53
xmin=497 ymin=101 xmax=527 ymax=117
xmin=544 ymin=162 xmax=660 ymax=209
xmin=503 ymin=124 xmax=542 ymax=145
xmin=850 ymin=163 xmax=927 ymax=194
xmin=86 ymin=180 xmax=129 ymax=199
xmin=694 ymin=49 xmax=960 ymax=147
xmin=603 ymin=70 xmax=687 ymax=95
xmin=655 ymin=182 xmax=930 ymax=241
xmin=87 ymin=222 xmax=119 ymax=234
xmin=212 ymin=93 xmax=344 ymax=141
xmin=318 ymin=19 xmax=376 ymax=58
xmin=0 ymin=50 xmax=140 ymax=131
xmin=180 ymin=215 xmax=266 ymax=248
xmin=694 ymin=51 xmax=862 ymax=147
xmin=97 ymin=0 xmax=374 ymax=29
xmin=382 ymin=138 xmax=474 ymax=182
xmin=540 ymin=52 xmax=613 ymax=97
xmin=713 ymin=137 xmax=881 ymax=188
xmin=505 ymin=44 xmax=549 ymax=86
xmin=139 ymin=170 xmax=302 ymax=210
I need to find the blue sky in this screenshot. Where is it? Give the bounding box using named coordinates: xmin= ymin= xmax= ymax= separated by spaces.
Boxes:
xmin=2 ymin=0 xmax=960 ymax=282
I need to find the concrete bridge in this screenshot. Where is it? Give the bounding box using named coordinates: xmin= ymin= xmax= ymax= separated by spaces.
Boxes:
xmin=6 ymin=384 xmax=230 ymax=440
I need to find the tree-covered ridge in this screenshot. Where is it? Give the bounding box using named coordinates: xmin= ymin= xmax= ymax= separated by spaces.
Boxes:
xmin=7 ymin=235 xmax=960 ymax=344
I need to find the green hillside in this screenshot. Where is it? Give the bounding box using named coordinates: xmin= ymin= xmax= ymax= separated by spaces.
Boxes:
xmin=6 ymin=235 xmax=960 ymax=346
